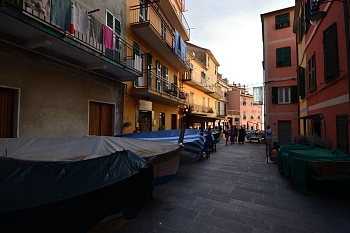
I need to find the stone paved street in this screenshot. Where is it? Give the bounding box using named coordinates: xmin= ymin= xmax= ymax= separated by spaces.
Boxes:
xmin=113 ymin=141 xmax=350 ymax=233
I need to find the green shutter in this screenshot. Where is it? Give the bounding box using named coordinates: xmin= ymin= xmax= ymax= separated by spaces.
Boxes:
xmin=272 ymin=87 xmax=278 ymax=104
xmin=323 ymin=22 xmax=338 ymax=81
xmin=291 ymin=85 xmax=298 ymax=103
xmin=298 ymin=67 xmax=306 ymax=99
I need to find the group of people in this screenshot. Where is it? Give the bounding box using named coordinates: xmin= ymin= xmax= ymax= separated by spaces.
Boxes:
xmin=223 ymin=125 xmax=247 ymax=145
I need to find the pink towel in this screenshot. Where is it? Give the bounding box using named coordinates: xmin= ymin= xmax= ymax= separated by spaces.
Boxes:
xmin=103 ymin=25 xmax=114 ymax=50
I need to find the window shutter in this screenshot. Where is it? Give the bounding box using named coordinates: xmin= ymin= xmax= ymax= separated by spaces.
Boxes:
xmin=107 ymin=11 xmax=113 ymax=28
xmin=291 ymin=85 xmax=298 ymax=103
xmin=323 ymin=22 xmax=338 ymax=81
xmin=272 ymin=87 xmax=278 ymax=104
xmin=298 ymin=67 xmax=306 ymax=99
xmin=284 ymin=47 xmax=291 ymax=66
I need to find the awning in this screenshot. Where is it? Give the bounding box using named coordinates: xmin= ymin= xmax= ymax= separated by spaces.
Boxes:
xmin=183 ymin=114 xmax=220 ymax=123
xmin=298 ymin=113 xmax=322 ymax=120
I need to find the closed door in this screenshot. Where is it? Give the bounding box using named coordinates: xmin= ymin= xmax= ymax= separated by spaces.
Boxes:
xmin=278 ymin=121 xmax=291 ymax=144
xmin=0 ymin=87 xmax=14 ymax=138
xmin=89 ymin=102 xmax=113 ymax=136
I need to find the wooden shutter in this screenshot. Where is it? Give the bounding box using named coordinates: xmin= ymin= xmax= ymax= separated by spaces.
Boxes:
xmin=272 ymin=87 xmax=278 ymax=104
xmin=323 ymin=22 xmax=338 ymax=80
xmin=298 ymin=66 xmax=306 ymax=99
xmin=0 ymin=88 xmax=14 ymax=138
xmin=89 ymin=102 xmax=113 ymax=136
xmin=291 ymin=85 xmax=298 ymax=103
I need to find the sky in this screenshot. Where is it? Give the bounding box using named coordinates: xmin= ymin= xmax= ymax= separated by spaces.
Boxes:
xmin=183 ymin=0 xmax=295 ymax=93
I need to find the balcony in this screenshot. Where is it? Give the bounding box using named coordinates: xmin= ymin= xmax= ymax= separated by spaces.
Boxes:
xmin=130 ymin=3 xmax=188 ymax=72
xmin=156 ymin=0 xmax=190 ymax=41
xmin=182 ymin=71 xmax=223 ymax=99
xmin=0 ymin=0 xmax=143 ymax=81
xmin=188 ymin=104 xmax=213 ymax=115
xmin=131 ymin=69 xmax=187 ymax=105
xmin=227 ymin=110 xmax=241 ymax=117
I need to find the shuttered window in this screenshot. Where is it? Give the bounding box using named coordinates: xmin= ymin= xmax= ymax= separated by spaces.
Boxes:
xmin=275 ymin=13 xmax=290 ymax=29
xmin=276 ymin=47 xmax=291 ymax=67
xmin=323 ymin=22 xmax=338 ymax=81
xmin=298 ymin=66 xmax=306 ymax=99
xmin=272 ymin=86 xmax=298 ymax=104
xmin=308 ymin=53 xmax=316 ymax=91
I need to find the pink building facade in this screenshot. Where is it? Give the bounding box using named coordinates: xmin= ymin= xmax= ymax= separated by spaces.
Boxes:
xmin=261 ymin=7 xmax=299 ymax=143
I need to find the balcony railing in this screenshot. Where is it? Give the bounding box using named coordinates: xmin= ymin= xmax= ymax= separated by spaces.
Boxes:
xmin=134 ymin=69 xmax=187 ymax=100
xmin=189 ymin=104 xmax=212 ymax=114
xmin=227 ymin=110 xmax=241 ymax=116
xmin=3 ymin=0 xmax=144 ymax=75
xmin=129 ymin=3 xmax=188 ymax=69
xmin=183 ymin=71 xmax=223 ymax=98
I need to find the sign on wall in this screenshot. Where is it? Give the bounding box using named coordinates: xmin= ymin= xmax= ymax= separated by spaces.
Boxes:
xmin=253 ymin=87 xmax=263 ymax=105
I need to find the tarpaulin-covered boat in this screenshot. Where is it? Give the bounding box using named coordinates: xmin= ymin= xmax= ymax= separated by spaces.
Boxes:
xmin=0 ymin=136 xmax=183 ymax=233
xmin=118 ymin=129 xmax=215 ymax=163
xmin=277 ymin=143 xmax=350 ymax=194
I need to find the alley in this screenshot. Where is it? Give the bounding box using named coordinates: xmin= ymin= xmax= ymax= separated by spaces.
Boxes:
xmin=113 ymin=141 xmax=350 ymax=233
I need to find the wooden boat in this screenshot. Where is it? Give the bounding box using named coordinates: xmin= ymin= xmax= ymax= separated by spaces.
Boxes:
xmin=0 ymin=136 xmax=183 ymax=232
xmin=118 ymin=129 xmax=214 ymax=163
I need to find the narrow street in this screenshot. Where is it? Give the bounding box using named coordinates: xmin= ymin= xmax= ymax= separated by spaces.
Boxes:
xmin=113 ymin=141 xmax=350 ymax=233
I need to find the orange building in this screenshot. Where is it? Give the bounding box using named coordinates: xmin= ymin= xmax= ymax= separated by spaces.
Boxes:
xmin=261 ymin=7 xmax=299 ymax=143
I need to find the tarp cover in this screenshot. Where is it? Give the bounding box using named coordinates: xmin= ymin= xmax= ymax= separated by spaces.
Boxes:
xmin=0 ymin=150 xmax=150 ymax=213
xmin=0 ymin=136 xmax=180 ymax=160
xmin=118 ymin=129 xmax=214 ymax=152
xmin=277 ymin=143 xmax=350 ymax=194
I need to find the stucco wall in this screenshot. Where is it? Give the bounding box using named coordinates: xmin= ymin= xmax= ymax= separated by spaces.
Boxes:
xmin=0 ymin=43 xmax=124 ymax=138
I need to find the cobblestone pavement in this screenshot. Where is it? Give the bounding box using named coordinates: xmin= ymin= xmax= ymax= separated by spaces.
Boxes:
xmin=113 ymin=141 xmax=350 ymax=233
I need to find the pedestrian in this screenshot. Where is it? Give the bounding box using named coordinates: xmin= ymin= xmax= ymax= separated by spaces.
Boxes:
xmin=238 ymin=125 xmax=246 ymax=144
xmin=223 ymin=125 xmax=229 ymax=145
xmin=229 ymin=125 xmax=236 ymax=145
xmin=266 ymin=125 xmax=273 ymax=148
xmin=233 ymin=125 xmax=238 ymax=142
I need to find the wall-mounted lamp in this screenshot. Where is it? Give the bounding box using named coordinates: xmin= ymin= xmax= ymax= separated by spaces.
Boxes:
xmin=309 ymin=0 xmax=327 ymax=26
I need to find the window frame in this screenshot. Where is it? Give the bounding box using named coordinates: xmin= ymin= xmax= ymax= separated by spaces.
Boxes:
xmin=276 ymin=47 xmax=291 ymax=67
xmin=275 ymin=13 xmax=290 ymax=30
xmin=308 ymin=52 xmax=316 ymax=92
xmin=323 ymin=22 xmax=339 ymax=81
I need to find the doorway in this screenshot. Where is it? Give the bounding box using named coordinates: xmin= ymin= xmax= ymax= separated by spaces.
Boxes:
xmin=278 ymin=120 xmax=292 ymax=144
xmin=89 ymin=101 xmax=113 ymax=136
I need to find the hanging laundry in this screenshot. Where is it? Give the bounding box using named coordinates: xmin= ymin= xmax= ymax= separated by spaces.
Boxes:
xmin=25 ymin=0 xmax=51 ymax=18
xmin=89 ymin=15 xmax=103 ymax=44
xmin=51 ymin=0 xmax=72 ymax=31
xmin=103 ymin=25 xmax=114 ymax=50
xmin=173 ymin=29 xmax=179 ymax=55
xmin=69 ymin=3 xmax=89 ymax=34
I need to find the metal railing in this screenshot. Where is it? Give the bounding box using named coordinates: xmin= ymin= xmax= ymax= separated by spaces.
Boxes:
xmin=134 ymin=69 xmax=187 ymax=100
xmin=4 ymin=0 xmax=144 ymax=73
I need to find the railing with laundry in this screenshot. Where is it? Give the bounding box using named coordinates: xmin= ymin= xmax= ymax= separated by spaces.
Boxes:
xmin=4 ymin=0 xmax=144 ymax=73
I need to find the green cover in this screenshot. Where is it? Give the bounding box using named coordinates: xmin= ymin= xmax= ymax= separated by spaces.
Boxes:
xmin=277 ymin=143 xmax=350 ymax=194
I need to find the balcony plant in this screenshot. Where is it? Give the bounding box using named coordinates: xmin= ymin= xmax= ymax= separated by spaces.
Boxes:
xmin=159 ymin=125 xmax=166 ymax=130
xmin=207 ymin=108 xmax=214 ymax=113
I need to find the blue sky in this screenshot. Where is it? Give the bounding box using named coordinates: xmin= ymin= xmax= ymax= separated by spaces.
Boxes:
xmin=183 ymin=0 xmax=295 ymax=92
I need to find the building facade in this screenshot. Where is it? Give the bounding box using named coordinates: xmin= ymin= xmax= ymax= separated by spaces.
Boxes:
xmin=294 ymin=0 xmax=350 ymax=153
xmin=0 ymin=0 xmax=143 ymax=137
xmin=261 ymin=7 xmax=299 ymax=144
xmin=123 ymin=0 xmax=190 ymax=133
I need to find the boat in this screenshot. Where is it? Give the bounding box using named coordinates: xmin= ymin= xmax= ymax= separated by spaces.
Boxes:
xmin=118 ymin=129 xmax=215 ymax=163
xmin=277 ymin=143 xmax=350 ymax=194
xmin=0 ymin=136 xmax=183 ymax=233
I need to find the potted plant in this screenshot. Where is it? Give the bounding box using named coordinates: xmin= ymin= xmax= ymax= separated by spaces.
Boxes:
xmin=159 ymin=125 xmax=166 ymax=130
xmin=123 ymin=121 xmax=131 ymax=128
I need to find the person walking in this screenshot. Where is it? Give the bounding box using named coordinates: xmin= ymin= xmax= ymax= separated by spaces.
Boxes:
xmin=233 ymin=125 xmax=238 ymax=142
xmin=224 ymin=125 xmax=229 ymax=145
xmin=229 ymin=125 xmax=236 ymax=145
xmin=238 ymin=125 xmax=246 ymax=144
xmin=266 ymin=125 xmax=273 ymax=148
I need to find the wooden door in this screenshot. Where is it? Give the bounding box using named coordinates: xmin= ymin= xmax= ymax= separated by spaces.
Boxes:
xmin=0 ymin=87 xmax=14 ymax=138
xmin=89 ymin=102 xmax=113 ymax=136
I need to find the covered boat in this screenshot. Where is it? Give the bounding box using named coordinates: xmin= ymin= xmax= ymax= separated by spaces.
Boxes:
xmin=277 ymin=143 xmax=350 ymax=194
xmin=118 ymin=129 xmax=215 ymax=163
xmin=0 ymin=136 xmax=183 ymax=232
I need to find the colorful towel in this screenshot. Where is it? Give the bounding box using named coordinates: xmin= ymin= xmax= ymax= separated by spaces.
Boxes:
xmin=103 ymin=25 xmax=114 ymax=50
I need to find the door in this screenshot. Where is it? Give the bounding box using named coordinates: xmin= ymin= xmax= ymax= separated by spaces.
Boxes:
xmin=0 ymin=87 xmax=14 ymax=138
xmin=336 ymin=115 xmax=349 ymax=154
xmin=278 ymin=121 xmax=291 ymax=145
xmin=147 ymin=54 xmax=153 ymax=88
xmin=139 ymin=111 xmax=152 ymax=132
xmin=171 ymin=114 xmax=177 ymax=129
xmin=89 ymin=102 xmax=113 ymax=136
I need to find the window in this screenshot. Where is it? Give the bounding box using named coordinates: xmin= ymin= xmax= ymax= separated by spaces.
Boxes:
xmin=272 ymin=86 xmax=298 ymax=104
xmin=276 ymin=47 xmax=291 ymax=67
xmin=308 ymin=53 xmax=316 ymax=91
xmin=275 ymin=13 xmax=290 ymax=29
xmin=106 ymin=11 xmax=121 ymax=60
xmin=161 ymin=21 xmax=166 ymax=39
xmin=323 ymin=22 xmax=339 ymax=81
xmin=242 ymin=97 xmax=246 ymax=105
xmin=156 ymin=60 xmax=162 ymax=91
